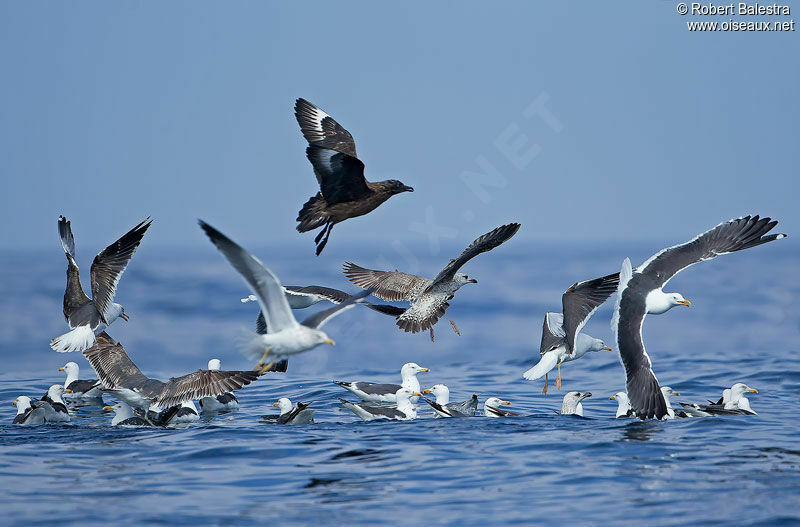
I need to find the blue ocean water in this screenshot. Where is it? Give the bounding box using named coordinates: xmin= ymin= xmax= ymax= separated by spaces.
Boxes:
xmin=0 ymin=241 xmax=798 ymax=526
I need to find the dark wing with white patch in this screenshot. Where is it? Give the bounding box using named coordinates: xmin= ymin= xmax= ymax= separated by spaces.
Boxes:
xmin=615 ymin=277 xmax=667 ymax=420
xmin=428 ymin=223 xmax=521 ymax=289
xmin=306 ymin=145 xmax=371 ymax=204
xmin=343 ymin=262 xmax=428 ymax=302
xmin=154 ymin=369 xmax=260 ymax=408
xmin=284 ymin=285 xmax=351 ymax=304
xmin=81 ymin=335 xmax=149 ymax=389
xmin=540 ymin=312 xmax=566 ymax=355
xmin=561 ymin=272 xmax=619 ymax=352
xmin=90 ymin=218 xmax=152 ymax=322
xmin=639 ymin=215 xmax=785 ymax=288
xmin=295 ymin=98 xmax=358 ymax=157
xmin=300 ymin=288 xmax=374 ymax=329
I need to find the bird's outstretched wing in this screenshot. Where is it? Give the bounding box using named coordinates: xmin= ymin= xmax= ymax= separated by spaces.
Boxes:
xmin=427 ymin=223 xmax=521 ymax=290
xmin=638 ymin=215 xmax=786 ymax=288
xmin=561 ymin=272 xmax=619 ymax=352
xmin=343 ymin=262 xmax=428 ymax=302
xmin=199 ymin=220 xmax=298 ymax=333
xmin=295 ymin=98 xmax=358 ymax=157
xmin=300 ymin=288 xmax=374 ymax=329
xmin=155 ymin=369 xmax=260 ymax=408
xmin=90 ymin=218 xmax=152 ymax=322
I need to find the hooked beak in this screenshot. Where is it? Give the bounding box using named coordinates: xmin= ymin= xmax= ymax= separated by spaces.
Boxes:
xmin=423 ymin=389 xmax=432 ymax=394
xmin=581 ymin=392 xmax=592 ymax=400
xmin=747 ymin=388 xmax=758 ymax=393
xmin=402 ymin=185 xmax=414 ymax=193
xmin=678 ymin=299 xmax=691 ymax=307
xmin=58 ymin=367 xmax=65 ymax=372
xmin=609 ymin=395 xmax=616 ymax=400
xmin=324 ymin=339 xmax=335 ymax=345
xmin=468 ymin=278 xmax=478 ymax=284
xmin=501 ymin=400 xmax=511 ymax=405
xmin=65 ymin=389 xmax=73 ymax=394
xmin=12 ymin=401 xmax=16 ymax=406
xmin=103 ymin=406 xmax=114 ymax=412
xmin=419 ymin=368 xmax=430 ymax=373
xmin=413 ymin=392 xmax=423 ymax=397
xmin=273 ymin=402 xmax=280 ymax=407
xmin=603 ymin=346 xmax=612 ymax=352
xmin=120 ymin=312 xmax=130 ymax=321
xmin=673 ymin=391 xmax=681 ymax=396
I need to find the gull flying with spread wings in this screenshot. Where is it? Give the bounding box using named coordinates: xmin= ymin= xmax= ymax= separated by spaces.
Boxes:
xmin=294 ymin=98 xmax=414 ymax=255
xmin=613 ymin=215 xmax=786 ymax=420
xmin=199 ymin=220 xmax=374 ymax=373
xmin=522 ymin=273 xmax=618 ymax=394
xmin=51 ymin=216 xmax=152 ymax=353
xmin=344 ymin=223 xmax=521 ymax=341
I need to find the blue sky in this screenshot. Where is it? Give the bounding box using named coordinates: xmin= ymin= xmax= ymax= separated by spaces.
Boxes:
xmin=1 ymin=2 xmax=797 ymax=255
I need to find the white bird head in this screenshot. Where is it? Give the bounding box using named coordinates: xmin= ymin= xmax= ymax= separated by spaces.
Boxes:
xmin=12 ymin=395 xmax=32 ymax=411
xmin=395 ymin=387 xmax=422 ymax=403
xmin=47 ymin=384 xmax=66 ymax=402
xmin=273 ymin=397 xmax=293 ymax=415
xmin=609 ymin=392 xmax=629 ymax=403
xmin=58 ymin=362 xmax=80 ymax=376
xmin=660 ymin=386 xmax=680 ymax=403
xmin=484 ymin=397 xmax=511 ymax=408
xmin=401 ymin=363 xmax=430 ymax=377
xmin=423 ymin=384 xmax=450 ymax=403
xmin=207 ymin=359 xmax=221 ymax=371
xmin=561 ymin=391 xmax=591 ymax=415
xmin=590 ymin=338 xmax=612 ymax=353
xmin=670 ymin=293 xmax=691 ymax=308
xmin=731 ymin=383 xmax=758 ymax=399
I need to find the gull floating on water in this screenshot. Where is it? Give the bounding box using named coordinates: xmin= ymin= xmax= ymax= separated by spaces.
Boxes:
xmin=293 ymin=98 xmax=414 ymax=255
xmin=422 ymin=384 xmax=478 ymax=417
xmin=59 ymin=361 xmax=103 ymax=403
xmin=522 ymin=273 xmax=618 ymax=394
xmin=612 ymin=215 xmax=786 ymax=419
xmin=12 ymin=396 xmax=46 ymax=425
xmin=560 ymin=391 xmax=591 ymax=416
xmin=679 ymin=383 xmax=759 ymax=416
xmin=340 ymin=387 xmax=421 ymax=421
xmin=344 ymin=223 xmax=521 ymax=341
xmin=484 ymin=397 xmax=520 ymax=417
xmin=37 ymin=385 xmax=71 ymax=423
xmin=51 ymin=216 xmax=152 ymax=353
xmin=262 ymin=398 xmax=315 ymax=425
xmin=333 ymin=362 xmax=429 ymax=403
xmin=199 ymin=220 xmax=373 ymax=373
xmin=610 ymin=392 xmax=634 ymax=418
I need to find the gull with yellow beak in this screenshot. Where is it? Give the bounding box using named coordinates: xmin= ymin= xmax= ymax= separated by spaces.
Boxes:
xmin=523 ymin=273 xmax=619 ymax=394
xmin=484 ymin=397 xmax=521 ymax=417
xmin=613 ymin=215 xmax=785 ymax=420
xmin=340 ymin=387 xmax=422 ymax=421
xmin=262 ymin=397 xmax=315 ymax=425
xmin=333 ymin=362 xmax=429 ymax=403
xmin=199 ymin=220 xmax=374 ymax=374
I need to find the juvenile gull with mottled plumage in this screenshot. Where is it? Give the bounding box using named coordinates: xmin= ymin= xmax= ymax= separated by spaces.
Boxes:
xmin=344 ymin=223 xmax=521 ymax=341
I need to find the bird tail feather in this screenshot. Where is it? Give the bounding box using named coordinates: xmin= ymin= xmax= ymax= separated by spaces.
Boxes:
xmin=522 ymin=351 xmax=559 ymax=381
xmin=296 ymin=193 xmax=329 ymax=233
xmin=50 ymin=325 xmax=95 ymax=353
